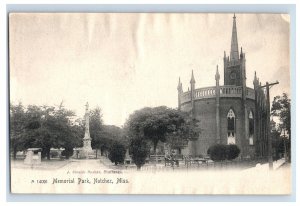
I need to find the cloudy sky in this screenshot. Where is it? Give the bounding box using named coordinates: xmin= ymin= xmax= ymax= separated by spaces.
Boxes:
xmin=9 ymin=13 xmax=290 ymax=126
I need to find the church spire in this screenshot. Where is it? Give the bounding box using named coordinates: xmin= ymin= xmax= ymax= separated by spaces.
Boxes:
xmin=230 ymin=13 xmax=239 ymax=61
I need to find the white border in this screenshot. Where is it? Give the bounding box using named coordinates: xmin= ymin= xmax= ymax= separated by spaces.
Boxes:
xmin=1 ymin=1 xmax=298 ymax=205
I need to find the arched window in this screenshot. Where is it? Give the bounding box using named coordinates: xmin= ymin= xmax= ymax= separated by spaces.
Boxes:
xmin=227 ymin=109 xmax=236 ymax=144
xmin=249 ymin=111 xmax=254 ymax=145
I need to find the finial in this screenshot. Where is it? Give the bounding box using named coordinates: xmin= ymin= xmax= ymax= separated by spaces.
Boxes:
xmin=177 ymin=77 xmax=182 ymax=91
xmin=240 ymin=47 xmax=243 ymax=58
xmin=190 ymin=70 xmax=195 ymax=84
xmin=215 ymin=65 xmax=220 ymax=81
xmin=233 ymin=13 xmax=236 ymax=19
xmin=85 ymin=102 xmax=89 ymax=111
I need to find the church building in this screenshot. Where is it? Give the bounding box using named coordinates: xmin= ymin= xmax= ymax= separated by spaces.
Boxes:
xmin=177 ymin=14 xmax=268 ymax=159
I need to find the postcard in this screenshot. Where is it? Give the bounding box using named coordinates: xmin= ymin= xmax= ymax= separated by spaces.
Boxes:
xmin=9 ymin=13 xmax=291 ymax=194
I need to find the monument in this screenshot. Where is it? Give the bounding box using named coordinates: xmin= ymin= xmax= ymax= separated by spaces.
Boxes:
xmin=24 ymin=148 xmax=42 ymax=165
xmin=77 ymin=102 xmax=93 ymax=159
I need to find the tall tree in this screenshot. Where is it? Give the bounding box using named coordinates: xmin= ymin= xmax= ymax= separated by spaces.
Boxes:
xmin=129 ymin=137 xmax=150 ymax=170
xmin=271 ymin=93 xmax=291 ymax=161
xmin=89 ymin=107 xmax=105 ymax=157
xmin=90 ymin=107 xmax=104 ymax=145
xmin=271 ymin=93 xmax=291 ymax=136
xmin=108 ymin=142 xmax=126 ymax=165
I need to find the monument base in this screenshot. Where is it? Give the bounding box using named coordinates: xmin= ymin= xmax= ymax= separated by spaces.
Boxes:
xmin=73 ymin=148 xmax=96 ymax=159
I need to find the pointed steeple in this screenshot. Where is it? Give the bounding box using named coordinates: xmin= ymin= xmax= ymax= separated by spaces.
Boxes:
xmin=253 ymin=71 xmax=259 ymax=89
xmin=177 ymin=77 xmax=182 ymax=92
xmin=230 ymin=13 xmax=239 ymax=61
xmin=177 ymin=77 xmax=183 ymax=110
xmin=190 ymin=70 xmax=195 ymax=84
xmin=215 ymin=65 xmax=220 ymax=81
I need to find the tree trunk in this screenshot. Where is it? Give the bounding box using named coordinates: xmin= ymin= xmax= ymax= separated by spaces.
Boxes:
xmin=154 ymin=141 xmax=158 ymax=166
xmin=46 ymin=148 xmax=51 ymax=160
xmin=137 ymin=165 xmax=141 ymax=171
xmin=13 ymin=147 xmax=17 ymax=160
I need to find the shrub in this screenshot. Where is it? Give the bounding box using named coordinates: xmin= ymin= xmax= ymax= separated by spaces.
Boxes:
xmin=226 ymin=144 xmax=240 ymax=160
xmin=129 ymin=138 xmax=150 ymax=170
xmin=108 ymin=142 xmax=126 ymax=165
xmin=207 ymin=144 xmax=240 ymax=161
xmin=207 ymin=144 xmax=227 ymax=161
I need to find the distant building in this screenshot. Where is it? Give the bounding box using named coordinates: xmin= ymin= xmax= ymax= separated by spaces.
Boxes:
xmin=177 ymin=14 xmax=268 ymax=159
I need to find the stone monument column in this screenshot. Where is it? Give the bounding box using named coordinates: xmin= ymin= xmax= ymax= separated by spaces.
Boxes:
xmin=82 ymin=102 xmax=93 ymax=158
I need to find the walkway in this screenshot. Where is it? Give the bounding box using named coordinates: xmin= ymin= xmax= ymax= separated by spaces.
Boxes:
xmin=61 ymin=158 xmax=109 ymax=171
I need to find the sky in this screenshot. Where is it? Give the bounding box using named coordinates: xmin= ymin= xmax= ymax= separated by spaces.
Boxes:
xmin=9 ymin=13 xmax=290 ymax=127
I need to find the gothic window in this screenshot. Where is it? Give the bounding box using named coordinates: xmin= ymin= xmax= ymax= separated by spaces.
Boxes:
xmin=227 ymin=109 xmax=236 ymax=144
xmin=249 ymin=111 xmax=254 ymax=145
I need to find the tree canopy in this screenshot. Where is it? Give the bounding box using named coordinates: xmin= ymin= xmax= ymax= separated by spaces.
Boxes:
xmin=271 ymin=93 xmax=291 ymax=136
xmin=125 ymin=106 xmax=201 ymax=153
xmin=10 ymin=102 xmax=81 ymax=159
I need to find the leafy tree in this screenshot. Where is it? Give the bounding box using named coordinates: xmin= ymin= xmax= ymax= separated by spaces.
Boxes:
xmin=10 ymin=102 xmax=26 ymax=159
xmin=226 ymin=144 xmax=240 ymax=160
xmin=271 ymin=93 xmax=291 ymax=136
xmin=37 ymin=104 xmax=76 ymax=159
xmin=271 ymin=93 xmax=291 ymax=161
xmin=125 ymin=106 xmax=200 ymax=163
xmin=102 ymin=125 xmax=126 ymax=144
xmin=90 ymin=107 xmax=103 ymax=146
xmin=129 ymin=137 xmax=150 ymax=170
xmin=108 ymin=142 xmax=126 ymax=165
xmin=10 ymin=102 xmax=80 ymax=160
xmin=89 ymin=107 xmax=104 ymax=157
xmin=89 ymin=107 xmax=128 ymax=158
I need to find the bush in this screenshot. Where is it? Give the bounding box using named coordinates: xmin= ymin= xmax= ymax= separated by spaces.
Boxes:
xmin=226 ymin=144 xmax=240 ymax=160
xmin=129 ymin=138 xmax=150 ymax=170
xmin=108 ymin=142 xmax=126 ymax=165
xmin=207 ymin=144 xmax=240 ymax=161
xmin=207 ymin=144 xmax=227 ymax=161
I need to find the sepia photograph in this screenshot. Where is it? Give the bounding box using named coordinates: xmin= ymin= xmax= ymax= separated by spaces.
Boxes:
xmin=9 ymin=12 xmax=291 ymax=194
